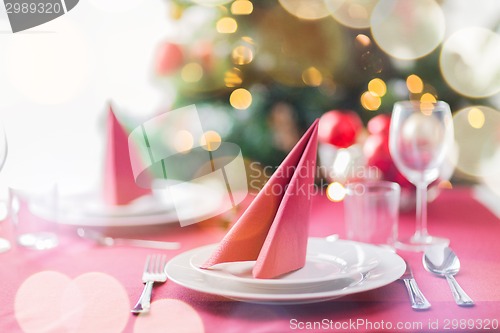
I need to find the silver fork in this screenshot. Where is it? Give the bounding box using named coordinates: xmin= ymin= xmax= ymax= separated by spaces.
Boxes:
xmin=131 ymin=254 xmax=168 ymax=314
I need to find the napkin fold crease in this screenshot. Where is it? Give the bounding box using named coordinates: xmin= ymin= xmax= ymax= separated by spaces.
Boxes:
xmin=103 ymin=105 xmax=151 ymax=206
xmin=202 ymin=119 xmax=319 ymax=278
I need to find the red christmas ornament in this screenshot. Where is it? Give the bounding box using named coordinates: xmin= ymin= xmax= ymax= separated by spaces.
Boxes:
xmin=363 ymin=133 xmax=392 ymax=173
xmin=318 ymin=110 xmax=362 ymax=148
xmin=155 ymin=42 xmax=184 ymax=75
xmin=391 ymin=168 xmax=414 ymax=189
xmin=367 ymin=114 xmax=391 ymax=135
xmin=364 ymin=115 xmax=414 ymax=189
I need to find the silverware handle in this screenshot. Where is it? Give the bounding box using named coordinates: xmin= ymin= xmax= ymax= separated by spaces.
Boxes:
xmin=131 ymin=281 xmax=154 ymax=314
xmin=115 ymin=238 xmax=180 ymax=250
xmin=445 ymin=274 xmax=474 ymax=307
xmin=403 ymin=278 xmax=431 ymax=310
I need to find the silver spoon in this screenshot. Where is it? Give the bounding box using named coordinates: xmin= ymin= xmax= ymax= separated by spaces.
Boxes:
xmin=77 ymin=228 xmax=180 ymax=250
xmin=423 ymin=246 xmax=474 ymax=307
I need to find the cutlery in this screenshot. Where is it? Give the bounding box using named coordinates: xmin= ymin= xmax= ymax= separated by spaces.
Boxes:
xmin=77 ymin=228 xmax=180 ymax=250
xmin=131 ymin=254 xmax=168 ymax=314
xmin=423 ymin=246 xmax=474 ymax=307
xmin=399 ymin=260 xmax=431 ymax=310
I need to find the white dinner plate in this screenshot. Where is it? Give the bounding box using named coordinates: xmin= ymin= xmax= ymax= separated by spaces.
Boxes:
xmin=29 ymin=181 xmax=224 ymax=227
xmin=189 ymin=240 xmax=379 ymax=290
xmin=166 ymin=238 xmax=406 ymax=304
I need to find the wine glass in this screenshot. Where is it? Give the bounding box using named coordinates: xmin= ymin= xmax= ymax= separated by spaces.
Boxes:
xmin=0 ymin=123 xmax=11 ymax=253
xmin=389 ymin=101 xmax=454 ymax=251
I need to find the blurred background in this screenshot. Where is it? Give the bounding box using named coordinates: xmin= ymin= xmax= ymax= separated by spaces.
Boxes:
xmin=0 ymin=0 xmax=499 ymax=201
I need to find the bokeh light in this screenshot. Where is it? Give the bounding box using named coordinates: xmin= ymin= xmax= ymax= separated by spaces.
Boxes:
xmin=7 ymin=20 xmax=90 ymax=105
xmin=418 ymin=93 xmax=437 ymax=115
xmin=181 ymin=63 xmax=204 ymax=82
xmin=16 ymin=271 xmax=129 ymax=333
xmin=61 ymin=273 xmax=129 ymax=333
xmin=133 ymin=299 xmax=205 ymax=333
xmin=438 ymin=180 xmax=453 ymax=189
xmin=278 ymin=0 xmax=330 ymax=20
xmin=325 ymin=0 xmax=378 ymax=29
xmin=224 ymin=68 xmax=243 ymax=87
xmin=452 ymin=106 xmax=500 ymax=189
xmin=174 ymin=130 xmax=194 ymax=153
xmin=216 ymin=17 xmax=238 ymax=34
xmin=420 ymin=92 xmax=437 ymax=104
xmin=355 ymin=34 xmax=371 ymax=47
xmin=15 ymin=271 xmax=72 ymax=333
xmin=88 ymin=0 xmax=142 ymax=12
xmin=200 ymin=130 xmax=222 ymax=151
xmin=231 ymin=0 xmax=253 ymax=15
xmin=302 ymin=67 xmax=323 ymax=87
xmin=255 ymin=5 xmax=343 ymax=86
xmin=440 ymin=27 xmax=500 ymax=98
xmin=370 ymin=0 xmax=445 ymax=60
xmin=232 ymin=45 xmax=254 ymax=65
xmin=192 ymin=0 xmax=233 ymax=6
xmin=230 ymin=88 xmax=252 ymax=110
xmin=327 ymin=182 xmax=346 ymax=202
xmin=368 ymin=78 xmax=386 ymax=97
xmin=467 ymin=107 xmax=485 ymax=129
xmin=0 ymin=40 xmax=21 ymax=109
xmin=360 ymin=91 xmax=381 ymax=111
xmin=406 ymin=74 xmax=423 ymax=94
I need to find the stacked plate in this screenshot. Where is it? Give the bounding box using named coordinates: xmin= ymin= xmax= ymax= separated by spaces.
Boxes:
xmin=29 ymin=181 xmax=224 ymax=227
xmin=166 ymin=238 xmax=406 ymax=304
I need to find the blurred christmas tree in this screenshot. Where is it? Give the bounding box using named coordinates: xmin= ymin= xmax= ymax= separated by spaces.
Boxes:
xmin=153 ymin=0 xmax=492 ymax=167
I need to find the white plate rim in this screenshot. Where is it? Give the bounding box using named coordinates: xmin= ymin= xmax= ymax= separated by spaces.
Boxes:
xmin=166 ymin=238 xmax=406 ymax=304
xmin=189 ymin=242 xmax=379 ymax=287
xmin=28 ymin=182 xmax=224 ymax=227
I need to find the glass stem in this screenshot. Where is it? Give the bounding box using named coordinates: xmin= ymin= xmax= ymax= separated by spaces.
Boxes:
xmin=414 ymin=183 xmax=429 ymax=240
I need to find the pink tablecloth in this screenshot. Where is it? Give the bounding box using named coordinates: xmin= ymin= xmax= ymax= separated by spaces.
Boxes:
xmin=1 ymin=187 xmax=499 ymax=333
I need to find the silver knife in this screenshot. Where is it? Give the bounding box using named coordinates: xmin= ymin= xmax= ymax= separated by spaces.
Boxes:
xmin=400 ymin=261 xmax=431 ymax=310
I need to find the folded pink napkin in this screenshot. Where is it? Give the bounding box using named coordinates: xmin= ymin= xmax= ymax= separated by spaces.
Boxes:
xmin=202 ymin=119 xmax=319 ymax=278
xmin=103 ymin=105 xmax=151 ymax=205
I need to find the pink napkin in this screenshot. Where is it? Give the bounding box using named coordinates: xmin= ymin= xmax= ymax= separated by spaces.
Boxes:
xmin=103 ymin=105 xmax=151 ymax=205
xmin=202 ymin=119 xmax=319 ymax=278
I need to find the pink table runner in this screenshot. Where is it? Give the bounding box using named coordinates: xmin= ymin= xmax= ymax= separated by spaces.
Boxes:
xmin=1 ymin=187 xmax=499 ymax=333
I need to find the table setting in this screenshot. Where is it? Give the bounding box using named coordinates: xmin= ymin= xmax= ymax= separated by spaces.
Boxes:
xmin=1 ymin=99 xmax=500 ymax=333
xmin=1 ymin=1 xmax=500 ymax=332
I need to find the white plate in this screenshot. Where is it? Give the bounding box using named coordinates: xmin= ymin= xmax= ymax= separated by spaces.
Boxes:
xmin=189 ymin=241 xmax=379 ymax=290
xmin=54 ymin=193 xmax=173 ymax=218
xmin=166 ymin=238 xmax=406 ymax=304
xmin=29 ymin=182 xmax=224 ymax=227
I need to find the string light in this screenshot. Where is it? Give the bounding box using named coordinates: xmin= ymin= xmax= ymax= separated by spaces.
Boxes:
xmin=200 ymin=130 xmax=222 ymax=151
xmin=216 ymin=17 xmax=237 ymax=33
xmin=230 ymin=88 xmax=252 ymax=110
xmin=224 ymin=68 xmax=243 ymax=87
xmin=231 ymin=0 xmax=253 ymax=15
xmin=181 ymin=63 xmax=203 ymax=82
xmin=326 ymin=182 xmax=346 ymax=202
xmin=174 ymin=130 xmax=194 ymax=153
xmin=232 ymin=45 xmax=254 ymax=65
xmin=360 ymin=91 xmax=381 ymax=111
xmin=355 ymin=34 xmax=371 ymax=47
xmin=420 ymin=92 xmax=436 ymax=103
xmin=368 ymin=78 xmax=386 ymax=97
xmin=302 ymin=67 xmax=323 ymax=87
xmin=467 ymin=107 xmax=485 ymax=129
xmin=406 ymin=74 xmax=423 ymax=93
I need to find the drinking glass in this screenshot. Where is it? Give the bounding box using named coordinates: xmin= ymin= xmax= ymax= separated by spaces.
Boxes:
xmin=389 ymin=101 xmax=454 ymax=251
xmin=0 ymin=123 xmax=10 ymax=253
xmin=344 ymin=181 xmax=400 ymax=247
xmin=10 ymin=184 xmax=59 ymax=250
